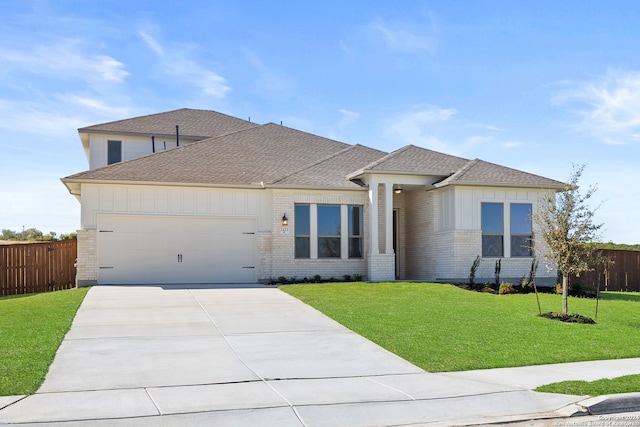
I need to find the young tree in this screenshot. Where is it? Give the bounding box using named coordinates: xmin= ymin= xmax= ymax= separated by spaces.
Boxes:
xmin=534 ymin=164 xmax=603 ymax=314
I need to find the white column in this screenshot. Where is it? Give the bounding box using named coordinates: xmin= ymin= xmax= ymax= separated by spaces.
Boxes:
xmin=384 ymin=182 xmax=394 ymax=255
xmin=369 ymin=180 xmax=379 ymax=255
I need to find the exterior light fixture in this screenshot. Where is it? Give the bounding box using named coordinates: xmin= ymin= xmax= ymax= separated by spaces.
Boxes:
xmin=394 ymin=187 xmax=403 ymax=194
xmin=282 ymin=214 xmax=288 ymax=226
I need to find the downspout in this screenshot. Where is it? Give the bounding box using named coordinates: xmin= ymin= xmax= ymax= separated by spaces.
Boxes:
xmin=176 ymin=125 xmax=179 ymax=147
xmin=151 ymin=135 xmax=155 ymax=153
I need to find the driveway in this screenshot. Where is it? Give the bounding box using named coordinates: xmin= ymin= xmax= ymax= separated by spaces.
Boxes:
xmin=0 ymin=284 xmax=591 ymax=426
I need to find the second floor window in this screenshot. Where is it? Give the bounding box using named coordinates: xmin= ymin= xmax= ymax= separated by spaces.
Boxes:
xmin=107 ymin=140 xmax=122 ymax=165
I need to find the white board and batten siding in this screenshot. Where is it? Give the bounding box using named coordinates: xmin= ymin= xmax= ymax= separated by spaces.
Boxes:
xmin=81 ymin=183 xmax=271 ymax=284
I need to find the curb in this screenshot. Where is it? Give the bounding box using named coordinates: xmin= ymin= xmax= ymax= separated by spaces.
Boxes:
xmin=578 ymin=392 xmax=640 ymax=415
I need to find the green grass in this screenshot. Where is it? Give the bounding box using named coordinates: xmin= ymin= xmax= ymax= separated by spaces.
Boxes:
xmin=281 ymin=282 xmax=640 ymax=372
xmin=536 ymin=374 xmax=640 ymax=396
xmin=0 ymin=288 xmax=89 ymax=395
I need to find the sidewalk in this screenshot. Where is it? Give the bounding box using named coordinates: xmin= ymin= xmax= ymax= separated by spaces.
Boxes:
xmin=0 ymin=284 xmax=638 ymax=426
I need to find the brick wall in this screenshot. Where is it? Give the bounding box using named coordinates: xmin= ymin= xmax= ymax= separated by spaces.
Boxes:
xmin=265 ymin=189 xmax=369 ymax=282
xmin=76 ymin=229 xmax=97 ymax=287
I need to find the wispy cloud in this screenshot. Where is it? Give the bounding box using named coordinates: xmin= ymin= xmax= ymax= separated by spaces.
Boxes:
xmin=244 ymin=50 xmax=292 ymax=98
xmin=139 ymin=31 xmax=230 ymax=98
xmin=552 ymin=69 xmax=640 ymax=145
xmin=338 ymin=109 xmax=360 ymax=129
xmin=368 ymin=17 xmax=435 ymax=54
xmin=0 ymin=40 xmax=129 ymax=84
xmin=0 ymin=99 xmax=86 ymax=135
xmin=387 ymin=105 xmax=457 ymax=152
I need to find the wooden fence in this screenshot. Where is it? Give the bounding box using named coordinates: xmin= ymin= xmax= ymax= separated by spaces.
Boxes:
xmin=571 ymin=249 xmax=640 ymax=292
xmin=0 ymin=240 xmax=77 ymax=296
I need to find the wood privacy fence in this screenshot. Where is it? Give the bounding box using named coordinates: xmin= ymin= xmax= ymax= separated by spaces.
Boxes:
xmin=571 ymin=249 xmax=640 ymax=292
xmin=0 ymin=240 xmax=77 ymax=296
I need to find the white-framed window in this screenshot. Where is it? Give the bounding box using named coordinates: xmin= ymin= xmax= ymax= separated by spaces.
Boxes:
xmin=348 ymin=205 xmax=363 ymax=258
xmin=295 ymin=204 xmax=310 ymax=258
xmin=481 ymin=202 xmax=504 ymax=257
xmin=294 ymin=203 xmax=363 ymax=259
xmin=510 ymin=203 xmax=533 ymax=257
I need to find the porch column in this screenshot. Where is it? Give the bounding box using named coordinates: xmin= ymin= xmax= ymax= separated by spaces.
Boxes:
xmin=369 ymin=179 xmax=379 ymax=255
xmin=384 ymin=182 xmax=394 ymax=255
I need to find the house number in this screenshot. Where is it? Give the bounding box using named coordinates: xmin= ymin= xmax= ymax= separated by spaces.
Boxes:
xmin=280 ymin=228 xmax=289 ymax=234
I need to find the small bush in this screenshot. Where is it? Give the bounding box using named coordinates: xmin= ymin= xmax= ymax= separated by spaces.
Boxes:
xmin=313 ymin=274 xmax=322 ymax=283
xmin=277 ymin=276 xmax=289 ymax=284
xmin=343 ymin=274 xmax=352 ymax=282
xmin=499 ymin=282 xmax=516 ymax=295
xmin=353 ymin=274 xmax=363 ymax=282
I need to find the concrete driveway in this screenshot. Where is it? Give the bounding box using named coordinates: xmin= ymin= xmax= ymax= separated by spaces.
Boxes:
xmin=0 ymin=284 xmax=608 ymax=426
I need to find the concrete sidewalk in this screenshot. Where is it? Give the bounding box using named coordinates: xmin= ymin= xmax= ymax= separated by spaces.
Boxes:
xmin=0 ymin=284 xmax=638 ymax=426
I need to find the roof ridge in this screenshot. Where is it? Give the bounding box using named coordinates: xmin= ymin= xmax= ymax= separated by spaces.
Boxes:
xmin=268 ymin=143 xmax=363 ymax=185
xmin=78 ymin=108 xmax=253 ymax=132
xmin=356 ymin=144 xmax=413 ymax=171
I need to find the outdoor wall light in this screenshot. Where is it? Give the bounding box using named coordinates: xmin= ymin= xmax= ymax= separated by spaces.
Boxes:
xmin=282 ymin=214 xmax=288 ymax=226
xmin=394 ymin=187 xmax=403 ymax=194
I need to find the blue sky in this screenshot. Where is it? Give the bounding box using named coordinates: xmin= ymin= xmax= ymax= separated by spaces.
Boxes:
xmin=2 ymin=0 xmax=639 ymax=243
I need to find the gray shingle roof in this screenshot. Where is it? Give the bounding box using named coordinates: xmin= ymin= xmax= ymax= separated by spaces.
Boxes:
xmin=271 ymin=144 xmax=387 ymax=188
xmin=66 ymin=123 xmax=351 ymax=187
xmin=66 ymin=109 xmax=567 ymax=191
xmin=434 ymin=159 xmax=566 ymax=189
xmin=78 ymin=108 xmax=258 ymax=139
xmin=352 ymin=145 xmax=470 ymax=176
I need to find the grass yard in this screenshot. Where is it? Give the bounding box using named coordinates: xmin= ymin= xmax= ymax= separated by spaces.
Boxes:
xmin=281 ymin=282 xmax=640 ymax=372
xmin=0 ymin=288 xmax=89 ymax=395
xmin=536 ymin=374 xmax=640 ymax=396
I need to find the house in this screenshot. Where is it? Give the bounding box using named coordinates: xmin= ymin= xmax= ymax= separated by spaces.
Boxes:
xmin=62 ymin=108 xmax=565 ymax=287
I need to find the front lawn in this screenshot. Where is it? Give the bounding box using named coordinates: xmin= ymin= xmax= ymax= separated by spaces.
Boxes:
xmin=0 ymin=288 xmax=89 ymax=395
xmin=536 ymin=374 xmax=640 ymax=396
xmin=281 ymin=282 xmax=640 ymax=372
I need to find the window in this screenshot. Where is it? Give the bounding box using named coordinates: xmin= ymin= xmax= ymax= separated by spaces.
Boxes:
xmin=295 ymin=205 xmax=310 ymax=258
xmin=482 ymin=202 xmax=503 ymax=257
xmin=107 ymin=140 xmax=122 ymax=165
xmin=348 ymin=205 xmax=363 ymax=258
xmin=294 ymin=203 xmax=364 ymax=259
xmin=511 ymin=203 xmax=533 ymax=257
xmin=318 ymin=205 xmax=340 ymax=258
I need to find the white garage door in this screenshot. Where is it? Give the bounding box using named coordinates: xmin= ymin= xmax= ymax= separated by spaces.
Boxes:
xmin=97 ymin=215 xmax=256 ymax=284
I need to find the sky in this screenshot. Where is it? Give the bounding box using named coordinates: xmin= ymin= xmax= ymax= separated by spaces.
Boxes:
xmin=1 ymin=0 xmax=639 ymax=243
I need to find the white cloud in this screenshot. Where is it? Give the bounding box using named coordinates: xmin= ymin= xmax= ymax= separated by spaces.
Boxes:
xmin=139 ymin=31 xmax=230 ymax=98
xmin=368 ymin=17 xmax=435 ymax=54
xmin=467 ymin=135 xmax=492 ymax=145
xmin=0 ymin=99 xmax=85 ymax=135
xmin=552 ymin=69 xmax=640 ymax=145
xmin=387 ymin=105 xmax=457 ymax=152
xmin=0 ymin=40 xmax=129 ymax=84
xmin=338 ymin=109 xmax=360 ymax=128
xmin=502 ymin=141 xmax=523 ymax=148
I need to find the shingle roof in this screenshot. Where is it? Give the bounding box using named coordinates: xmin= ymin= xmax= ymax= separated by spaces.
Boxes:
xmin=434 ymin=159 xmax=566 ymax=189
xmin=66 ymin=123 xmax=351 ymax=186
xmin=66 ymin=109 xmax=567 ymax=191
xmin=78 ymin=108 xmax=258 ymax=139
xmin=271 ymin=144 xmax=387 ymax=188
xmin=351 ymin=145 xmax=470 ymax=176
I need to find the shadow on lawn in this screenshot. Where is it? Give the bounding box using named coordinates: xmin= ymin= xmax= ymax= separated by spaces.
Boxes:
xmin=600 ymin=292 xmax=640 ymax=302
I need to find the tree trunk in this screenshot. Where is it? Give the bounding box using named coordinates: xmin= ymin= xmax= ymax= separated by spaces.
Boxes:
xmin=562 ymin=274 xmax=569 ymax=314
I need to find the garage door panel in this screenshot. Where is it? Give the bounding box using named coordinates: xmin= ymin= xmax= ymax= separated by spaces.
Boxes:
xmin=97 ymin=215 xmax=256 ymax=285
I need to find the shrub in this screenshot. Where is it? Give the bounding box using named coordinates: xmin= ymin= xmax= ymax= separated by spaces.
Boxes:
xmin=353 ymin=274 xmax=363 ymax=282
xmin=469 ymin=255 xmax=481 ymax=285
xmin=313 ymin=274 xmax=322 ymax=283
xmin=343 ymin=274 xmax=352 ymax=282
xmin=499 ymin=282 xmax=516 ymax=295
